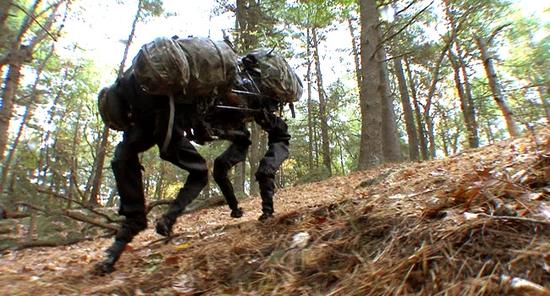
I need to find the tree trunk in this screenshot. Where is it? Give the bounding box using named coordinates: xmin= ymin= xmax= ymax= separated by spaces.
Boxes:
xmin=153 ymin=161 xmax=166 ymax=200
xmin=448 ymin=50 xmax=479 ymax=148
xmin=404 ymin=58 xmax=429 ymax=160
xmin=306 ymin=28 xmax=314 ymax=171
xmin=67 ymin=108 xmax=83 ymax=208
xmin=379 ymin=50 xmax=402 ymax=162
xmin=248 ymin=123 xmax=260 ymax=195
xmin=233 ymin=162 xmax=246 ymax=196
xmin=312 ymin=28 xmax=332 ymax=175
xmin=0 ymin=0 xmax=63 ymax=161
xmin=425 ymin=112 xmax=436 ymax=159
xmin=0 ymin=0 xmax=40 ymax=73
xmin=358 ymin=0 xmax=383 ymax=169
xmin=0 ymin=0 xmax=14 ymax=43
xmin=438 ymin=119 xmax=450 ymax=157
xmin=394 ymin=58 xmax=419 ymax=161
xmin=536 ymin=85 xmax=550 ymax=124
xmin=457 ymin=46 xmax=479 ymax=145
xmin=0 ymin=45 xmax=54 ymax=196
xmin=0 ymin=65 xmax=22 ymax=162
xmin=348 ymin=16 xmax=363 ymax=88
xmin=475 ymin=35 xmax=520 ymax=137
xmin=236 ymin=0 xmax=262 ymax=195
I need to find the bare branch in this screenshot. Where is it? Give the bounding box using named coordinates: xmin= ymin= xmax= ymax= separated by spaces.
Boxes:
xmin=35 ymin=187 xmax=119 ymax=224
xmin=487 ymin=23 xmax=512 ymax=44
xmin=374 ymin=1 xmax=434 ymax=58
xmin=146 ymin=199 xmax=172 ymax=214
xmin=11 ymin=2 xmax=62 ymax=42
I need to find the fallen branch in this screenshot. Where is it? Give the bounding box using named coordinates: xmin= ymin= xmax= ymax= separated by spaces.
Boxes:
xmin=36 ymin=187 xmax=119 ymax=223
xmin=62 ymin=210 xmax=119 ymax=232
xmin=14 ymin=201 xmax=119 ymax=232
xmin=4 ymin=236 xmax=88 ymax=252
xmin=478 ymin=213 xmax=550 ymax=226
xmin=146 ymin=199 xmax=172 ymax=214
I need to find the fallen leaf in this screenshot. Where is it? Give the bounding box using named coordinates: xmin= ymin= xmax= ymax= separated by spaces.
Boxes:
xmin=164 ymin=256 xmax=179 ymax=265
xmin=290 ymin=232 xmax=310 ymax=249
xmin=174 ymin=242 xmax=191 ymax=251
xmin=463 ymin=212 xmax=479 ymax=220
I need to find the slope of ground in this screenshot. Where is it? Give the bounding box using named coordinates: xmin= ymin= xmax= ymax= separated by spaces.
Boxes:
xmin=0 ymin=128 xmax=549 ymax=295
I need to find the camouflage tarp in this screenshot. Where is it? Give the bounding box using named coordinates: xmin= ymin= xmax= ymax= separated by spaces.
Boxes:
xmin=132 ymin=37 xmax=238 ymax=103
xmin=243 ymin=48 xmax=303 ymax=103
xmin=132 ymin=37 xmax=190 ymax=97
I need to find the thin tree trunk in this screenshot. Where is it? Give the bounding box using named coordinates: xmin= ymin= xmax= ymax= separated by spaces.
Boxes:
xmin=536 ymin=85 xmax=550 ymax=124
xmin=439 ymin=119 xmax=450 ymax=157
xmin=153 ymin=161 xmax=166 ymax=200
xmin=67 ymin=108 xmax=83 ymax=208
xmin=425 ymin=111 xmax=436 ymax=158
xmin=475 ymin=35 xmax=519 ymax=137
xmin=0 ymin=46 xmax=54 ymax=196
xmin=0 ymin=1 xmax=63 ymax=160
xmin=358 ymin=0 xmax=383 ymax=169
xmin=236 ymin=0 xmax=262 ymax=195
xmin=404 ymin=58 xmax=429 ymax=160
xmin=394 ymin=58 xmax=419 ymax=161
xmin=234 ymin=162 xmax=245 ymax=196
xmin=348 ymin=16 xmax=363 ymax=87
xmin=313 ymin=115 xmax=319 ymax=167
xmin=457 ymin=46 xmax=479 ymax=145
xmin=306 ymin=28 xmax=314 ymax=171
xmin=448 ymin=50 xmax=478 ymax=148
xmin=248 ymin=123 xmax=260 ymax=195
xmin=312 ymin=28 xmax=332 ymax=175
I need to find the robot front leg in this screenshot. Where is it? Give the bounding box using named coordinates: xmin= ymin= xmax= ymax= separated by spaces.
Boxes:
xmin=255 ymin=141 xmax=289 ymax=221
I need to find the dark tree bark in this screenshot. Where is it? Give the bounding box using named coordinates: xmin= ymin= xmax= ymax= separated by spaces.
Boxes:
xmin=394 ymin=58 xmax=419 ymax=161
xmin=236 ymin=0 xmax=262 ymax=195
xmin=312 ymin=27 xmax=332 ymax=175
xmin=67 ymin=108 xmax=83 ymax=208
xmin=358 ymin=0 xmax=383 ymax=169
xmin=456 ymin=46 xmax=479 ymax=140
xmin=0 ymin=0 xmax=14 ymax=44
xmin=448 ymin=50 xmax=479 ymax=148
xmin=404 ymin=58 xmax=429 ymax=160
xmin=379 ymin=49 xmax=402 ymax=163
xmin=475 ymin=35 xmax=520 ymax=137
xmin=348 ymin=15 xmax=362 ymax=89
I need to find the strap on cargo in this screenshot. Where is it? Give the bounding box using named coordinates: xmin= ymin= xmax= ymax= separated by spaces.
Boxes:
xmin=209 ymin=39 xmax=226 ymax=82
xmin=161 ymin=94 xmax=175 ymax=153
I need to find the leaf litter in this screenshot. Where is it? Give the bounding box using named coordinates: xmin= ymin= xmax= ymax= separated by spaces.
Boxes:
xmin=0 ymin=127 xmax=549 ymax=295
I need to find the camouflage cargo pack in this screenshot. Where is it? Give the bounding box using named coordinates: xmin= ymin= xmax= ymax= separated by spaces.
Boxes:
xmin=242 ymin=48 xmax=303 ymax=103
xmin=132 ymin=36 xmax=238 ymax=103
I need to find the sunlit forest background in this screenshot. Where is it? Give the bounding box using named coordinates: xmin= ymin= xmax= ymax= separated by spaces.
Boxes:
xmin=0 ymin=0 xmax=548 ymax=213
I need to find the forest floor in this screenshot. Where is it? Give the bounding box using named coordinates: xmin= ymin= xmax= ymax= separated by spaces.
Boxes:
xmin=0 ymin=127 xmax=549 ymax=296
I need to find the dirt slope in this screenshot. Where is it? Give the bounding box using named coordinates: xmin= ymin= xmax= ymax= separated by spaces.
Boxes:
xmin=0 ymin=128 xmax=549 ymax=295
